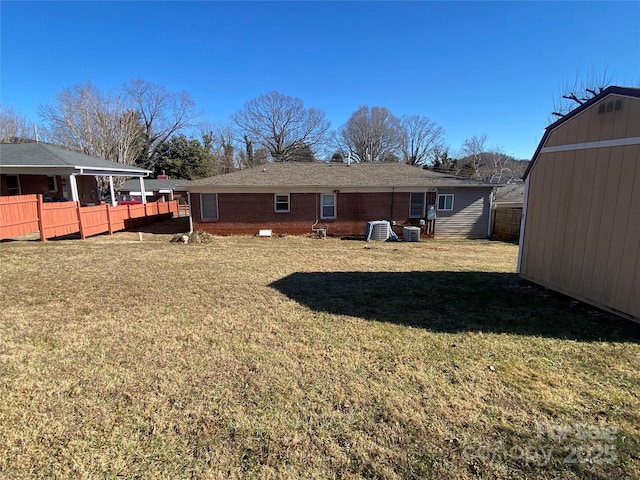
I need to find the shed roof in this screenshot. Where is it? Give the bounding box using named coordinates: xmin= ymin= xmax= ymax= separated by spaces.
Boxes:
xmin=524 ymin=86 xmax=640 ymax=179
xmin=182 ymin=162 xmax=493 ymax=190
xmin=0 ymin=142 xmax=151 ymax=176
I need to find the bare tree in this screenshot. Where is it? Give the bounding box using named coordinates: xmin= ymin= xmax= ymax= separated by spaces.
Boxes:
xmin=550 ymin=69 xmax=613 ymax=120
xmin=338 ymin=106 xmax=402 ymax=162
xmin=231 ymin=91 xmax=330 ymax=163
xmin=460 ymin=134 xmax=487 ymax=179
xmin=39 ymin=82 xmax=147 ymax=194
xmin=123 ymin=79 xmax=200 ymax=169
xmin=487 ymin=147 xmax=512 ymax=183
xmin=39 ymin=81 xmax=143 ymax=167
xmin=400 ymin=115 xmax=445 ymax=166
xmin=0 ymin=105 xmax=34 ymax=142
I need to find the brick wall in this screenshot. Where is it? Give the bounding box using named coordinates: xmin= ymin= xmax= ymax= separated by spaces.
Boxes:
xmin=1 ymin=174 xmax=91 ymax=202
xmin=76 ymin=176 xmax=99 ymax=205
xmin=15 ymin=175 xmax=49 ymax=196
xmin=191 ymin=191 xmax=430 ymax=237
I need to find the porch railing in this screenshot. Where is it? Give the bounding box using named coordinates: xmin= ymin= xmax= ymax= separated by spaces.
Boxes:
xmin=0 ymin=194 xmax=179 ymax=241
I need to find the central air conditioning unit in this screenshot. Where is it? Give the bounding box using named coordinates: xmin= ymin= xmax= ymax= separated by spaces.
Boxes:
xmin=403 ymin=226 xmax=421 ymax=242
xmin=365 ymin=220 xmax=391 ymax=241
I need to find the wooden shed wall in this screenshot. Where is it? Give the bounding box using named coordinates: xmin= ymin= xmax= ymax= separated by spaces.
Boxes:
xmin=520 ymin=94 xmax=640 ymax=320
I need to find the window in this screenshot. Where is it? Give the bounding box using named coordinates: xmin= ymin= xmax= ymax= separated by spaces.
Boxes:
xmin=47 ymin=176 xmax=57 ymax=192
xmin=437 ymin=194 xmax=454 ymax=211
xmin=409 ymin=192 xmax=426 ymax=218
xmin=274 ymin=193 xmax=290 ymax=212
xmin=201 ymin=193 xmax=218 ymax=220
xmin=6 ymin=175 xmax=20 ymax=195
xmin=320 ymin=193 xmax=336 ymax=219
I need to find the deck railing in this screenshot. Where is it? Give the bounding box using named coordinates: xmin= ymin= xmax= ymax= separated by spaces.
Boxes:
xmin=0 ymin=194 xmax=179 ymax=241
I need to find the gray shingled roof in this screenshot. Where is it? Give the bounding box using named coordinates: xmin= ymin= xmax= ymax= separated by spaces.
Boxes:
xmin=182 ymin=162 xmax=492 ymax=189
xmin=0 ymin=142 xmax=150 ymax=175
xmin=119 ymin=178 xmax=187 ymax=192
xmin=494 ymin=183 xmax=525 ymax=204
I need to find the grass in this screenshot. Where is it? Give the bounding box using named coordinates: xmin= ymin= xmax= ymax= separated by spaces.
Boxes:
xmin=1 ymin=227 xmax=639 ymax=479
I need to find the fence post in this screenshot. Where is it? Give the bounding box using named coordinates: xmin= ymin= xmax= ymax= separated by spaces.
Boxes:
xmin=77 ymin=202 xmax=86 ymax=239
xmin=36 ymin=194 xmax=47 ymax=242
xmin=106 ymin=204 xmax=113 ymax=235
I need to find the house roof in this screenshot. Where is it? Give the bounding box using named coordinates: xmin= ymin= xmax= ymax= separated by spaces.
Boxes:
xmin=119 ymin=178 xmax=187 ymax=192
xmin=0 ymin=142 xmax=151 ymax=177
xmin=182 ymin=162 xmax=494 ymax=191
xmin=494 ymin=182 xmax=525 ymax=204
xmin=524 ymin=86 xmax=640 ymax=179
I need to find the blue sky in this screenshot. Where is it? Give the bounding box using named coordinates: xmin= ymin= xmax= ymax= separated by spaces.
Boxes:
xmin=1 ymin=1 xmax=639 ymax=160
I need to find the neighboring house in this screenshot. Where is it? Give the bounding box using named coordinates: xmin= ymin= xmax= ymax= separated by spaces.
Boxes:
xmin=181 ymin=162 xmax=497 ymax=238
xmin=518 ymin=86 xmax=640 ymax=322
xmin=118 ymin=173 xmax=187 ymax=203
xmin=0 ymin=142 xmax=150 ymax=206
xmin=494 ymin=182 xmax=525 ymax=208
xmin=491 ymin=182 xmax=525 ymax=240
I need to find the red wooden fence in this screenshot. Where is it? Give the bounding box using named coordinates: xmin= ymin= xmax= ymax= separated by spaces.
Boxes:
xmin=0 ymin=194 xmax=40 ymax=238
xmin=0 ymin=195 xmax=179 ymax=241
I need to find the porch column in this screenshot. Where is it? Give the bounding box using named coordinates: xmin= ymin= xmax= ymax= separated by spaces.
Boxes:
xmin=108 ymin=176 xmax=116 ymax=207
xmin=69 ymin=174 xmax=80 ymax=203
xmin=138 ymin=177 xmax=147 ymax=204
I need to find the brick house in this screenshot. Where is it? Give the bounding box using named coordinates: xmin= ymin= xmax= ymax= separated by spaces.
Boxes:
xmin=181 ymin=162 xmax=497 ymax=238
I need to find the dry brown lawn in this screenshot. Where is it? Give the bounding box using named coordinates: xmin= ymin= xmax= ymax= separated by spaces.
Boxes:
xmin=1 ymin=228 xmax=639 ymax=479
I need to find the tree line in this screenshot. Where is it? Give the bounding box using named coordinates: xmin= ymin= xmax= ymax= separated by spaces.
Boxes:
xmin=1 ymin=79 xmax=527 ymax=186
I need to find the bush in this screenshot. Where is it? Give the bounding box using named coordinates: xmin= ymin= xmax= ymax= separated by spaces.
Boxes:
xmin=171 ymin=230 xmax=215 ymax=244
xmin=188 ymin=230 xmax=215 ymax=244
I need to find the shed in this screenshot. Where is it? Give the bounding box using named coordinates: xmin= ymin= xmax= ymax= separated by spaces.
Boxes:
xmin=518 ymin=86 xmax=640 ymax=322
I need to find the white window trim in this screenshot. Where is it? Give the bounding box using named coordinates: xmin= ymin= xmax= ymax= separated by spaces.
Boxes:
xmin=437 ymin=194 xmax=454 ymax=211
xmin=47 ymin=175 xmax=57 ymax=192
xmin=200 ymin=193 xmax=219 ymax=221
xmin=274 ymin=193 xmax=290 ymax=213
xmin=409 ymin=192 xmax=426 ymax=218
xmin=320 ymin=193 xmax=336 ymax=219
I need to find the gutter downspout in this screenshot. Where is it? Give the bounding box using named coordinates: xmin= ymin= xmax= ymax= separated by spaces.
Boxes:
xmin=516 ymin=176 xmax=530 ymax=274
xmin=487 ymin=188 xmax=495 ymax=238
xmin=311 ymin=189 xmax=320 ymax=232
xmin=390 ymin=187 xmax=395 ymax=220
xmin=187 ymin=192 xmax=194 ymax=233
